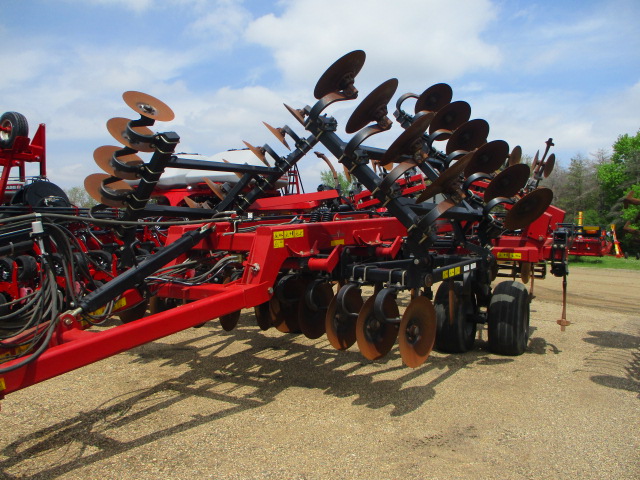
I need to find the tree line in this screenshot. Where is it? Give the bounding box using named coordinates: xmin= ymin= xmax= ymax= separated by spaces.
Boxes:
xmin=541 ymin=129 xmax=640 ymax=254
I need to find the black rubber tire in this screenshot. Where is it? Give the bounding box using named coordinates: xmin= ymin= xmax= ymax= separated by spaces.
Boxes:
xmin=434 ymin=281 xmax=477 ymax=353
xmin=0 ymin=111 xmax=29 ymax=149
xmin=15 ymin=255 xmax=38 ymax=282
xmin=487 ymin=281 xmax=530 ymax=356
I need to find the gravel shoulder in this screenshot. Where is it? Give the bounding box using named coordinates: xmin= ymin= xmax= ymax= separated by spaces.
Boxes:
xmin=1 ymin=267 xmax=638 ymax=479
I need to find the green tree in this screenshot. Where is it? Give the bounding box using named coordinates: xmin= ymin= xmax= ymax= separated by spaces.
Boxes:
xmin=65 ymin=186 xmax=97 ymax=207
xmin=555 ymin=154 xmax=598 ymax=222
xmin=319 ymin=170 xmax=351 ymax=193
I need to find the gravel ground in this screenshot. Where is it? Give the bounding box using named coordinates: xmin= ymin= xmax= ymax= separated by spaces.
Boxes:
xmin=0 ymin=267 xmax=638 ymax=479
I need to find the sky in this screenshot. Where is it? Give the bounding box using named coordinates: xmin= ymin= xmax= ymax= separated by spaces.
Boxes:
xmin=1 ymin=0 xmax=639 ymax=192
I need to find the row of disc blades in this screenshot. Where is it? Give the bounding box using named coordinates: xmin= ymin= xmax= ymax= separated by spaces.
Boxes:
xmin=84 ymin=91 xmax=176 ymax=207
xmin=216 ymin=278 xmax=435 ymax=368
xmin=299 ymin=49 xmax=556 ymax=231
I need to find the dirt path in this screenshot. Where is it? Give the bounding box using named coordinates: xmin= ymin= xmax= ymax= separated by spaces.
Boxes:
xmin=0 ymin=267 xmax=638 ymax=479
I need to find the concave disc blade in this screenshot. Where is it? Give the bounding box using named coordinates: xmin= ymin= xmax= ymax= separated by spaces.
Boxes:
xmin=464 ymin=139 xmax=509 ymax=177
xmin=508 ymin=145 xmax=522 ymax=166
xmin=504 ymin=187 xmax=553 ymax=230
xmin=325 ymin=284 xmax=362 ymax=350
xmin=345 ymin=78 xmax=398 ymax=133
xmin=272 ymin=275 xmax=310 ymax=333
xmin=414 ymin=83 xmax=453 ymax=114
xmin=243 ymin=141 xmax=269 ymax=166
xmin=446 ymin=119 xmax=489 ymax=154
xmin=93 ymin=145 xmax=143 ymax=180
xmin=106 ymin=117 xmax=154 ymax=152
xmin=84 ymin=173 xmax=132 ymax=207
xmin=122 ymin=91 xmax=175 ymax=122
xmin=429 ymin=101 xmax=471 ymax=139
xmin=483 ymin=163 xmax=530 ymax=202
xmin=356 ymin=292 xmax=399 ymax=361
xmin=314 ymin=50 xmax=366 ymax=99
xmin=298 ymin=281 xmax=334 ymax=339
xmin=380 ymin=112 xmax=434 ymax=166
xmin=399 ymin=296 xmax=437 ymax=368
xmin=416 ymin=151 xmax=474 ymax=202
xmin=254 ymin=302 xmax=272 ymax=331
xmin=543 ymin=153 xmax=555 ymax=178
xmin=219 ymin=310 xmax=241 ymax=331
xmin=203 ymin=178 xmax=226 ymax=200
xmin=520 ymin=262 xmax=532 ymax=284
xmin=263 ymin=122 xmax=290 ymax=150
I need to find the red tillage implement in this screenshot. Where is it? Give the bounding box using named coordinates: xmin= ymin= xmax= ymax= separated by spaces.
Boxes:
xmin=1 ymin=51 xmax=568 ymax=401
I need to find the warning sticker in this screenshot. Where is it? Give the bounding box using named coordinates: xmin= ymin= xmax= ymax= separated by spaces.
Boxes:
xmin=442 ymin=266 xmax=461 ymax=279
xmin=0 ymin=377 xmax=5 ymax=391
xmin=273 ymin=229 xmax=304 ymax=247
xmin=497 ymin=252 xmax=522 ymax=260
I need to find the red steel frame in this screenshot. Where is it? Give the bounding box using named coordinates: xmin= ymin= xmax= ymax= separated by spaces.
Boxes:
xmin=0 ymin=214 xmax=407 ymax=397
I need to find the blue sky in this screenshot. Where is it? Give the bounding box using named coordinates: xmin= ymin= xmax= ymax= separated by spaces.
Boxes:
xmin=1 ymin=0 xmax=639 ymax=191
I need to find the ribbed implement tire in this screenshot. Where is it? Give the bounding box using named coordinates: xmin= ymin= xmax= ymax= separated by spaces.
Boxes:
xmin=0 ymin=111 xmax=29 ymax=149
xmin=487 ymin=281 xmax=530 ymax=356
xmin=434 ymin=281 xmax=477 ymax=353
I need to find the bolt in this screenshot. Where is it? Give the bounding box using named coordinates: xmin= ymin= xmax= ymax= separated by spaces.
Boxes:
xmin=63 ymin=317 xmax=73 ymax=326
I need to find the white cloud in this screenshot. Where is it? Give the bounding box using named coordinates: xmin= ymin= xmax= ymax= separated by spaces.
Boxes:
xmin=244 ymin=0 xmax=502 ymax=92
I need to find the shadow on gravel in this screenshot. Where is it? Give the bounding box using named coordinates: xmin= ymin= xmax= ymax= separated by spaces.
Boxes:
xmin=582 ymin=330 xmax=640 ymax=397
xmin=1 ymin=311 xmax=552 ymax=480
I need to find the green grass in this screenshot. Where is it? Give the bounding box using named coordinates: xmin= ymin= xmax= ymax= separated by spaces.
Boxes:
xmin=568 ymin=254 xmax=640 ymax=270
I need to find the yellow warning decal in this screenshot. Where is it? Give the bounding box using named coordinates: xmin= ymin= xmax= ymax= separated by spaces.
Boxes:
xmin=0 ymin=378 xmax=5 ymax=391
xmin=331 ymin=239 xmax=345 ymax=246
xmin=497 ymin=252 xmax=522 ymax=260
xmin=90 ymin=297 xmax=127 ymax=316
xmin=273 ymin=229 xmax=304 ymax=247
xmin=442 ymin=266 xmax=461 ymax=279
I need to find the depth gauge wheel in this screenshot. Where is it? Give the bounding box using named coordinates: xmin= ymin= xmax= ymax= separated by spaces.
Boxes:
xmin=487 ymin=281 xmax=530 ymax=356
xmin=0 ymin=112 xmax=29 ymax=149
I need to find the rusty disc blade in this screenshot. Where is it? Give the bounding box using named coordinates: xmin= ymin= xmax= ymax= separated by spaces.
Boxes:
xmin=203 ymin=178 xmax=226 ymax=201
xmin=464 ymin=140 xmax=509 ymax=177
xmin=93 ymin=145 xmax=143 ymax=180
xmin=508 ymin=145 xmax=522 ymax=166
xmin=531 ymin=150 xmax=540 ymax=169
xmin=243 ymin=141 xmax=270 ymax=166
xmin=263 ymin=122 xmax=290 ymax=150
xmin=298 ymin=281 xmax=334 ymax=339
xmin=504 ymin=187 xmax=554 ymax=230
xmin=314 ymin=50 xmax=366 ymax=99
xmin=106 ymin=117 xmax=154 ymax=152
xmin=342 ymin=164 xmax=352 ymax=183
xmin=117 ymin=298 xmax=149 ymax=323
xmin=345 ymin=78 xmax=398 ymax=134
xmin=254 ymin=302 xmax=272 ymax=331
xmin=183 ymin=197 xmax=199 ymax=208
xmin=428 ymin=101 xmax=471 ymax=140
xmin=446 ymin=119 xmax=489 ymax=154
xmin=272 ymin=275 xmax=310 ymax=333
xmin=416 ymin=151 xmax=474 ymax=202
xmin=325 ymin=284 xmax=363 ymax=350
xmin=84 ymin=173 xmax=132 ymax=207
xmin=379 ymin=112 xmax=434 ymax=166
xmin=356 ymin=293 xmax=399 ymax=360
xmin=543 ymin=153 xmax=555 ymax=178
xmin=222 ymin=158 xmax=244 ymax=179
xmin=219 ymin=310 xmax=241 ymax=331
xmin=283 ymin=103 xmax=305 ymax=125
xmin=122 ymin=91 xmax=175 ymax=122
xmin=399 ymin=296 xmax=437 ymax=368
xmin=520 ymin=262 xmax=532 ymax=284
xmin=483 ymin=163 xmax=530 ymax=202
xmin=414 ymin=83 xmax=453 ymax=114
